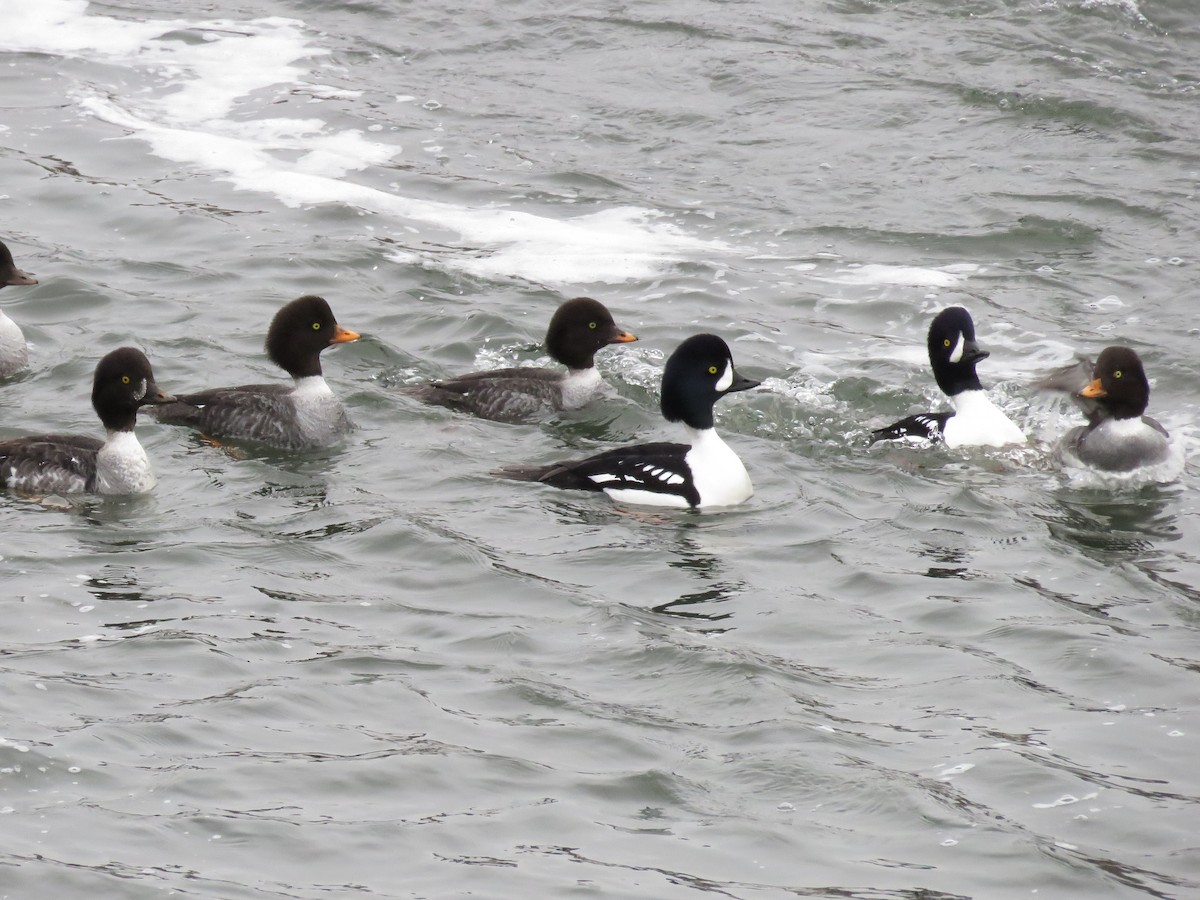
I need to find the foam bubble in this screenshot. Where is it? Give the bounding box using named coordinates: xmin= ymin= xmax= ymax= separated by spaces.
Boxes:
xmin=810 ymin=263 xmax=980 ymax=288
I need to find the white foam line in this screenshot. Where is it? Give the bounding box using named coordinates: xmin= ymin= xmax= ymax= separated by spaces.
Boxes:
xmin=808 ymin=264 xmax=980 ymax=288
xmin=82 ymin=95 xmax=724 ymax=283
xmin=10 ymin=0 xmax=730 ymax=285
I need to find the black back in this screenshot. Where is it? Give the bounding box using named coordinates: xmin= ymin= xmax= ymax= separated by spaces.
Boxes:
xmin=529 ymin=442 xmax=701 ymax=507
xmin=869 ymin=412 xmax=953 ymax=445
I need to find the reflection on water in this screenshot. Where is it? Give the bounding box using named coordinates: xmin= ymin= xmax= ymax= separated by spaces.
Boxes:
xmin=1037 ymin=486 xmax=1181 ymax=559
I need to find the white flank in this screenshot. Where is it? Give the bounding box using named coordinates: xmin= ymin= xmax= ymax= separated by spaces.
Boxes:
xmin=604 ymin=487 xmax=692 ymax=509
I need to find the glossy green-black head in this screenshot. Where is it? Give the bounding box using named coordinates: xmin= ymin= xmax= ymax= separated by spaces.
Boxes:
xmin=660 ymin=333 xmax=760 ymax=430
xmin=92 ymin=347 xmax=174 ymax=432
xmin=0 ymin=239 xmax=37 ymax=288
xmin=927 ymin=306 xmax=988 ymax=395
xmin=545 ymin=297 xmax=637 ymax=370
xmin=1080 ymin=346 xmax=1150 ymax=420
xmin=265 ymin=295 xmax=360 ymax=378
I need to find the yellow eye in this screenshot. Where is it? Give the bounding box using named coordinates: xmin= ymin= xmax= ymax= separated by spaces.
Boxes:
xmin=121 ymin=375 xmax=130 ymax=384
xmin=312 ymin=322 xmax=321 ymax=331
xmin=1113 ymin=370 xmax=1122 ymax=378
xmin=708 ymin=365 xmax=718 ymax=375
xmin=943 ymin=338 xmax=951 ymax=347
xmin=588 ymin=321 xmax=597 ymax=329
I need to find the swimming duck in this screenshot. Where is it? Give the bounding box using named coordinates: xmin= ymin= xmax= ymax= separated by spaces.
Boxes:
xmin=497 ymin=333 xmax=759 ymax=508
xmin=0 ymin=239 xmax=38 ymax=376
xmin=150 ymin=295 xmax=359 ymax=449
xmin=1054 ymin=346 xmax=1170 ymax=472
xmin=401 ymin=297 xmax=637 ymax=422
xmin=870 ymin=306 xmax=1026 ymax=448
xmin=0 ymin=347 xmax=173 ymax=495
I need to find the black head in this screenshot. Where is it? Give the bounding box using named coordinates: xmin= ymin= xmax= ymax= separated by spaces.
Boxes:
xmin=1080 ymin=346 xmax=1150 ymax=420
xmin=544 ymin=297 xmax=637 ymax=370
xmin=0 ymin=239 xmax=37 ymax=288
xmin=265 ymin=295 xmax=360 ymax=378
xmin=660 ymin=333 xmax=760 ymax=430
xmin=927 ymin=306 xmax=989 ymax=395
xmin=92 ymin=347 xmax=174 ymax=432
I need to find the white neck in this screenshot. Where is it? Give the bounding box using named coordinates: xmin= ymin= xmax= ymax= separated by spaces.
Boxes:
xmin=559 ymin=366 xmax=602 ymax=409
xmin=292 ymin=374 xmax=333 ymax=397
xmin=1101 ymin=416 xmax=1153 ymax=437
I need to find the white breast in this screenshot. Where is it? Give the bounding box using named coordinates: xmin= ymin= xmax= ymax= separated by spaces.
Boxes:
xmin=290 ymin=376 xmax=351 ymax=444
xmin=944 ymin=390 xmax=1026 ymax=448
xmin=0 ymin=311 xmax=29 ymax=376
xmin=684 ymin=427 xmax=753 ymax=508
xmin=94 ymin=430 xmax=156 ymax=494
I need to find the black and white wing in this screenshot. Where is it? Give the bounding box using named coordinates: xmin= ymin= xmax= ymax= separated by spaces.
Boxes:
xmin=869 ymin=412 xmax=952 ymax=445
xmin=497 ymin=441 xmax=701 ymax=507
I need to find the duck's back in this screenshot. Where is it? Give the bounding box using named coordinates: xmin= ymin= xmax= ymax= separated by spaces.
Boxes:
xmin=0 ymin=433 xmax=102 ymax=493
xmin=153 ymin=383 xmax=307 ymax=447
xmin=403 ymin=367 xmax=572 ymax=422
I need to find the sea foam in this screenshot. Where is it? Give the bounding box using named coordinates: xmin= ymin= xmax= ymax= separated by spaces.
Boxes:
xmin=3 ymin=0 xmax=728 ymax=286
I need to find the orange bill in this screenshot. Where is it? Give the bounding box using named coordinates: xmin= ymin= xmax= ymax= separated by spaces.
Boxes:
xmin=332 ymin=325 xmax=360 ymax=344
xmin=1079 ymin=377 xmax=1106 ymax=398
xmin=610 ymin=330 xmax=638 ymax=343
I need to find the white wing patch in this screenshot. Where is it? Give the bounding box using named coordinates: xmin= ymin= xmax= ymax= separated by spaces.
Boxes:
xmin=588 ymin=463 xmax=687 ymax=488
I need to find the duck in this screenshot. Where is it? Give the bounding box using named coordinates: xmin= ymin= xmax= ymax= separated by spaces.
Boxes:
xmin=0 ymin=239 xmax=39 ymax=376
xmin=1052 ymin=346 xmax=1170 ymax=472
xmin=150 ymin=295 xmax=359 ymax=449
xmin=400 ymin=297 xmax=637 ymax=422
xmin=497 ymin=333 xmax=760 ymax=508
xmin=0 ymin=347 xmax=173 ymax=495
xmin=870 ymin=306 xmax=1026 ymax=448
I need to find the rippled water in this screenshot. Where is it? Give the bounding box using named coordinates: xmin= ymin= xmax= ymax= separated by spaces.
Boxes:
xmin=2 ymin=0 xmax=1199 ymax=897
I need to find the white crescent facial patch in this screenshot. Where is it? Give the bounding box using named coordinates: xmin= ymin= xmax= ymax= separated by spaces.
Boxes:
xmin=949 ymin=333 xmax=965 ymax=363
xmin=715 ymin=361 xmax=733 ymax=392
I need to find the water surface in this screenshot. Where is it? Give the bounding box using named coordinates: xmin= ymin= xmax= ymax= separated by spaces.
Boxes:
xmin=1 ymin=1 xmax=1198 ymax=897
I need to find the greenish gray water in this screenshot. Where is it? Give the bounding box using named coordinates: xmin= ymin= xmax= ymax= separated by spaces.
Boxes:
xmin=1 ymin=0 xmax=1198 ymax=897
